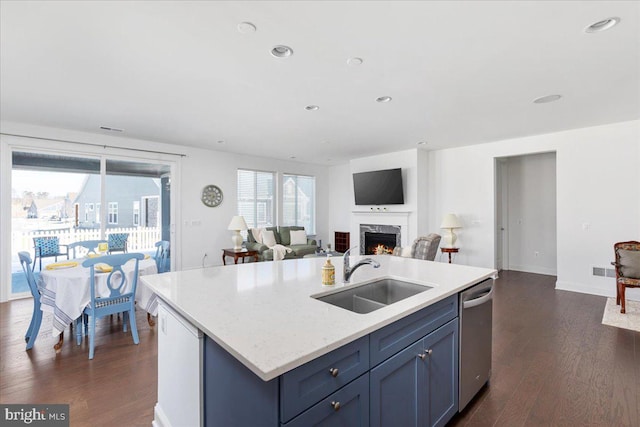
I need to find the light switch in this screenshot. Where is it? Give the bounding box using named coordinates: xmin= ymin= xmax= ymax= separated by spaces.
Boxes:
xmin=582 ymin=223 xmax=590 ymax=231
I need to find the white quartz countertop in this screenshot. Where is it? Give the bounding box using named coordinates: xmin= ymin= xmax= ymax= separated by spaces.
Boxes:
xmin=141 ymin=255 xmax=497 ymax=381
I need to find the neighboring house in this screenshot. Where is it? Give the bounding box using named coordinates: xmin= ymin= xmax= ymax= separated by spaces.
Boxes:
xmin=11 ymin=196 xmax=73 ymax=220
xmin=73 ymin=175 xmax=160 ymax=229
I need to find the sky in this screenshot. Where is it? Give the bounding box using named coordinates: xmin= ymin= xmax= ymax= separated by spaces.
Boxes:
xmin=11 ymin=170 xmax=87 ymax=198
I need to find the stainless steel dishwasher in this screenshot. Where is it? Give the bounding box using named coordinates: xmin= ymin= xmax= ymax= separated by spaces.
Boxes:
xmin=459 ymin=278 xmax=494 ymax=411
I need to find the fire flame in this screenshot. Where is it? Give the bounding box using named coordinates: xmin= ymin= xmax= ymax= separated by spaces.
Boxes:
xmin=374 ymin=244 xmax=393 ymax=255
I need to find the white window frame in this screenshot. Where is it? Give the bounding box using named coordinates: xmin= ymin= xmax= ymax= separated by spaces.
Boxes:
xmin=133 ymin=201 xmax=140 ymax=226
xmin=282 ymin=174 xmax=316 ymax=234
xmin=237 ymin=169 xmax=276 ymax=231
xmin=108 ymin=202 xmax=118 ymax=224
xmin=95 ymin=202 xmax=100 ymax=224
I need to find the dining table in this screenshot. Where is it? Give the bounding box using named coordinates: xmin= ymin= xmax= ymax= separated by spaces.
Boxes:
xmin=38 ymin=256 xmax=159 ymax=351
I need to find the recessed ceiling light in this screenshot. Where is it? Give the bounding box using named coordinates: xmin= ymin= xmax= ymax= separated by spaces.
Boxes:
xmin=217 ymin=140 xmax=225 ymax=144
xmin=585 ymin=17 xmax=620 ymax=33
xmin=271 ymin=45 xmax=293 ymax=58
xmin=376 ymin=96 xmax=392 ymax=103
xmin=533 ymin=94 xmax=562 ymax=104
xmin=305 ymin=105 xmax=320 ymax=111
xmin=289 ymin=156 xmax=296 ymax=159
xmin=417 ymin=141 xmax=427 ymax=146
xmin=237 ymin=22 xmax=257 ymax=34
xmin=99 ymin=126 xmax=124 ymax=132
xmin=347 ymin=57 xmax=363 ymax=66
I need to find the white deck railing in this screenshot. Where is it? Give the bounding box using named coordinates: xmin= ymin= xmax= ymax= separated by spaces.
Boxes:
xmin=12 ymin=226 xmax=161 ymax=254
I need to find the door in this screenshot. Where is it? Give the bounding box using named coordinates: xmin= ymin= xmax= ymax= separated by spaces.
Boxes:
xmin=370 ymin=340 xmax=426 ymax=427
xmin=424 ymin=319 xmax=459 ymax=427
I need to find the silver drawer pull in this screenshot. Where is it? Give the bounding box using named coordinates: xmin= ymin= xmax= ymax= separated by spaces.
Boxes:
xmin=329 ymin=368 xmax=339 ymax=377
xmin=418 ymin=353 xmax=426 ymax=360
xmin=425 ymin=349 xmax=433 ymax=356
xmin=331 ymin=401 xmax=341 ymax=411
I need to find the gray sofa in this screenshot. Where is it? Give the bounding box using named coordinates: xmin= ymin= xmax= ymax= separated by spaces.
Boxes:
xmin=245 ymin=226 xmax=317 ymax=261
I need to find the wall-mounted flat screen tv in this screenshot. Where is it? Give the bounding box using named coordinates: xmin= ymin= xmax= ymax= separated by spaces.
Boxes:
xmin=353 ymin=168 xmax=404 ymax=205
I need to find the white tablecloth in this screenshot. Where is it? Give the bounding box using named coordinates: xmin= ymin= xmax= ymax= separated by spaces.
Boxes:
xmin=38 ymin=257 xmax=158 ymax=337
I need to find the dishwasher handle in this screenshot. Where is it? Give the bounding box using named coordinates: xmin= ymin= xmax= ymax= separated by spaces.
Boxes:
xmin=462 ymin=286 xmax=494 ymax=309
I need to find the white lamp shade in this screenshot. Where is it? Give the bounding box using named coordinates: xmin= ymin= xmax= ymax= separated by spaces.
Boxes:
xmin=440 ymin=213 xmax=462 ymax=229
xmin=228 ymin=215 xmax=248 ymax=231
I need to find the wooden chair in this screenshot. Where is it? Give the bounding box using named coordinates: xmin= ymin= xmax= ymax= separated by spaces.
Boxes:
xmin=611 ymin=241 xmax=640 ymax=314
xmin=81 ymin=253 xmax=145 ymax=359
xmin=32 ymin=236 xmax=69 ymax=271
xmin=68 ymin=239 xmax=108 ymax=258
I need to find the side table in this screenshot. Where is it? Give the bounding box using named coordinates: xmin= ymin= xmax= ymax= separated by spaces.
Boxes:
xmin=222 ymin=248 xmax=258 ymax=265
xmin=441 ymin=247 xmax=459 ymax=264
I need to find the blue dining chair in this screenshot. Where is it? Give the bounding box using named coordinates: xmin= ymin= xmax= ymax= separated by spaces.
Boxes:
xmin=32 ymin=236 xmax=69 ymax=271
xmin=107 ymin=233 xmax=129 ymax=254
xmin=154 ymin=240 xmax=170 ymax=273
xmin=68 ymin=240 xmax=109 ymax=258
xmin=18 ymin=252 xmax=43 ymax=350
xmin=81 ymin=253 xmax=144 ymax=359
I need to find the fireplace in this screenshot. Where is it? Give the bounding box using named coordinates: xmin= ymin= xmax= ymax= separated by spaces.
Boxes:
xmin=359 ymin=224 xmax=401 ymax=255
xmin=364 ymin=232 xmax=397 ymax=255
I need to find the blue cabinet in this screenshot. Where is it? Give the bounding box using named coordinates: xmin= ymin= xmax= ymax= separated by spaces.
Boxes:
xmin=202 ymin=295 xmax=460 ymax=426
xmin=283 ymin=374 xmax=370 ymax=427
xmin=370 ymin=319 xmax=459 ymax=427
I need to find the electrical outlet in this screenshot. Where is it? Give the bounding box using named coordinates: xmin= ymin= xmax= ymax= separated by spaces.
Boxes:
xmin=534 ymin=251 xmax=540 ymax=257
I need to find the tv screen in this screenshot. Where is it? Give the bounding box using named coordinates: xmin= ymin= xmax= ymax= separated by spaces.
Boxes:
xmin=353 ymin=168 xmax=404 ymax=205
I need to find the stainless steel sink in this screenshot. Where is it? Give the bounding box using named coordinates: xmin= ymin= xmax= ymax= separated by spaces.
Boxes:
xmin=314 ymin=278 xmax=433 ymax=314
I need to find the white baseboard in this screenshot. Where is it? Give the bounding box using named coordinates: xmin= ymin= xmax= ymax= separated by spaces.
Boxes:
xmin=152 ymin=403 xmax=171 ymax=427
xmin=509 ymin=264 xmax=557 ymax=276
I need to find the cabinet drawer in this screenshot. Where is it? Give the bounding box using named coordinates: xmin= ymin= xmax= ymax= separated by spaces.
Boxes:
xmin=280 ymin=336 xmax=369 ymax=422
xmin=369 ymin=295 xmax=457 ymax=367
xmin=283 ymin=373 xmax=369 ymax=427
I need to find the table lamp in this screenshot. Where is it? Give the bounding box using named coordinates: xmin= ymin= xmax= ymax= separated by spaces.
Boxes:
xmin=228 ymin=216 xmax=248 ymax=250
xmin=440 ymin=213 xmax=462 ymax=248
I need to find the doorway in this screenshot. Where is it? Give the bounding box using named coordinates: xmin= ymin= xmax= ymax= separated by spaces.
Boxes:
xmin=495 ymin=152 xmax=557 ymax=275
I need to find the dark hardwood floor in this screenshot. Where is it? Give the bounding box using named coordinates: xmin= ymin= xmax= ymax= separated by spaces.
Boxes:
xmin=0 ymin=271 xmax=638 ymax=426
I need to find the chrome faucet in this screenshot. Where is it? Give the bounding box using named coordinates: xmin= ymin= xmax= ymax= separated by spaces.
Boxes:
xmin=343 ymin=247 xmax=380 ymax=283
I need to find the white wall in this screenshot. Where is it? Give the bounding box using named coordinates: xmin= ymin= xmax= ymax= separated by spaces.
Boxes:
xmin=348 ymin=149 xmax=428 ymax=249
xmin=327 ymin=163 xmax=351 ymax=248
xmin=428 ymin=120 xmax=640 ymax=300
xmin=505 ymin=153 xmax=557 ymax=275
xmin=0 ymin=122 xmax=330 ymax=300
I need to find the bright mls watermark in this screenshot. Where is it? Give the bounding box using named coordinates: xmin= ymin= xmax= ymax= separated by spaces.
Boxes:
xmin=1 ymin=404 xmax=69 ymax=426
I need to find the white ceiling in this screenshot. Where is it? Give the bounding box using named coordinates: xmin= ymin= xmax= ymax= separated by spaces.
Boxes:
xmin=1 ymin=1 xmax=638 ymax=164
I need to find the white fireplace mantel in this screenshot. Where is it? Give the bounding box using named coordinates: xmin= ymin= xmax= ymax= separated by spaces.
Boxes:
xmin=351 ymin=210 xmax=413 ymax=251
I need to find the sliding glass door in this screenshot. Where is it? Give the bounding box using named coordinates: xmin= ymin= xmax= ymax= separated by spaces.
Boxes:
xmin=10 ymin=151 xmax=172 ymax=298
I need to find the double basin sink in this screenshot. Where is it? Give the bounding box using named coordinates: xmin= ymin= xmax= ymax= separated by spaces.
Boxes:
xmin=314 ymin=278 xmax=433 ymax=314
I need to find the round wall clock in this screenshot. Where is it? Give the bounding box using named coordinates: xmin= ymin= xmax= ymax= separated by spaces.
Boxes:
xmin=201 ymin=185 xmax=223 ymax=207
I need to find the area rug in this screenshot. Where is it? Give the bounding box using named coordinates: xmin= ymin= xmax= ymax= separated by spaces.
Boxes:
xmin=602 ymin=298 xmax=640 ymax=332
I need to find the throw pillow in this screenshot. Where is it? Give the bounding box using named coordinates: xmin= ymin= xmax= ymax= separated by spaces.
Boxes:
xmin=619 ymin=249 xmax=640 ymax=279
xmin=262 ymin=230 xmax=277 ymax=247
xmin=290 ymin=230 xmax=307 ymax=245
xmin=401 ymin=246 xmax=413 ymax=258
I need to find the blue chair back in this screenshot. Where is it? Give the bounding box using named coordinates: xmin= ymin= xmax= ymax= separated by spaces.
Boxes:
xmin=18 ymin=251 xmax=42 ymax=350
xmin=154 ymin=240 xmax=170 ymax=273
xmin=82 ymin=253 xmax=144 ymax=359
xmin=68 ymin=240 xmax=108 ymax=258
xmin=107 ymin=233 xmax=129 ymax=253
xmin=82 ymin=253 xmax=144 ymax=301
xmin=34 ymin=236 xmax=60 ymax=256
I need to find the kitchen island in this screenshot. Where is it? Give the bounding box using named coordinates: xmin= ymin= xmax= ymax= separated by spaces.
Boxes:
xmin=142 ymin=255 xmax=497 ymax=427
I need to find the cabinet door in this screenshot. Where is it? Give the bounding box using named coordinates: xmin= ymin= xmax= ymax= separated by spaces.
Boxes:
xmin=424 ymin=319 xmax=459 ymax=427
xmin=283 ymin=374 xmax=369 ymax=427
xmin=370 ymin=340 xmax=426 ymax=427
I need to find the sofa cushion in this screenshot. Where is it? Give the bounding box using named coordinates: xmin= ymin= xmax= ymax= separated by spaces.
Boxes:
xmin=248 ymin=226 xmax=278 ymax=244
xmin=288 ymin=244 xmax=317 ymax=258
xmin=279 ymin=226 xmax=305 ymax=246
